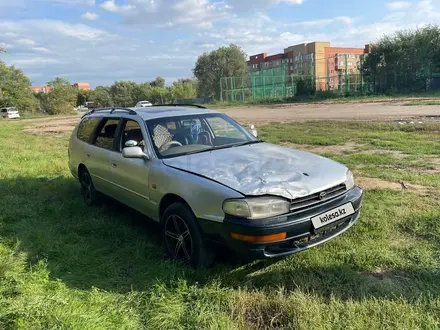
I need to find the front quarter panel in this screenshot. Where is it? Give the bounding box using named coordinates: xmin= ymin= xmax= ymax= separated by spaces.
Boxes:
xmin=149 ymin=161 xmax=243 ymax=222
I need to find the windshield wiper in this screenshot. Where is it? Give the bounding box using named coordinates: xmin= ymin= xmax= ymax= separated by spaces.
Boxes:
xmin=232 ymin=140 xmax=263 ymax=147
xmin=183 ymin=147 xmax=215 ymax=155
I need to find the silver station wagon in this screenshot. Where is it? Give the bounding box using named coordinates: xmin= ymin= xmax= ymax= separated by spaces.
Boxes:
xmin=68 ymin=105 xmax=363 ymax=267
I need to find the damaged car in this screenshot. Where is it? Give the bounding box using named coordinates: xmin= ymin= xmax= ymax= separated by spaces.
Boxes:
xmin=68 ymin=105 xmax=363 ymax=267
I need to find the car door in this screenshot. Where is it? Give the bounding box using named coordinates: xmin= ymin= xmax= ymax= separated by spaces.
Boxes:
xmin=87 ymin=117 xmax=121 ymax=196
xmin=108 ymin=118 xmax=154 ymax=216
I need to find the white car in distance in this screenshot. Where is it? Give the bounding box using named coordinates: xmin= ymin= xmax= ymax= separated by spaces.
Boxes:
xmin=1 ymin=107 xmax=20 ymax=119
xmin=135 ymin=101 xmax=153 ymax=107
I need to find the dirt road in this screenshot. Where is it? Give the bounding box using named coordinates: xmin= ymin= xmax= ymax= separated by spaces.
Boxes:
xmin=220 ymin=102 xmax=440 ymax=124
xmin=15 ymin=102 xmax=440 ymax=135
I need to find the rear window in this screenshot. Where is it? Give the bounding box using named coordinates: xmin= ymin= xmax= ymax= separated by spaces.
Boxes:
xmin=77 ymin=117 xmax=101 ymax=143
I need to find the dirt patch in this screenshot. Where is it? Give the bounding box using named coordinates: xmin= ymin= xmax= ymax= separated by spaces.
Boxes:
xmin=357 ymin=177 xmax=430 ymax=194
xmin=220 ymin=102 xmax=440 ymax=125
xmin=282 ymin=142 xmax=363 ymax=155
xmin=24 ymin=117 xmax=78 ymax=135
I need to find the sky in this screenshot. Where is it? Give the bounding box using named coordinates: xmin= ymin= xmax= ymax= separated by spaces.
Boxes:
xmin=1 ymin=0 xmax=440 ymax=87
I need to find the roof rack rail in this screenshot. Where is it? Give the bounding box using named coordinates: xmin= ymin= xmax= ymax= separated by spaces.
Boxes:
xmin=82 ymin=107 xmax=137 ymax=118
xmin=152 ymin=103 xmax=207 ymax=109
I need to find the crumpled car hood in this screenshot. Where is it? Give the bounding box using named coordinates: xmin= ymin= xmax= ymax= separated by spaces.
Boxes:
xmin=162 ymin=143 xmax=348 ymax=200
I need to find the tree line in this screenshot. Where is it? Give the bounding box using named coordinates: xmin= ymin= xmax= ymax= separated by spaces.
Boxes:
xmin=32 ymin=77 xmax=198 ymax=114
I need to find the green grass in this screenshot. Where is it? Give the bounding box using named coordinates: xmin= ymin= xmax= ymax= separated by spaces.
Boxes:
xmin=0 ymin=120 xmax=439 ymax=329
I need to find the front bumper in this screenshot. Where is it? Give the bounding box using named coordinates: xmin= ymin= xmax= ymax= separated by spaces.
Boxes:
xmin=199 ymin=186 xmax=363 ymax=259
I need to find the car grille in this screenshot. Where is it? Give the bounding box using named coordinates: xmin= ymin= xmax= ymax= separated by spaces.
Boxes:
xmin=290 ymin=183 xmax=347 ymax=212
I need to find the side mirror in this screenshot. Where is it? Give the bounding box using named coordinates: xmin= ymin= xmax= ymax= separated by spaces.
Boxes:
xmin=124 ymin=140 xmax=138 ymax=147
xmin=122 ymin=146 xmax=149 ymax=160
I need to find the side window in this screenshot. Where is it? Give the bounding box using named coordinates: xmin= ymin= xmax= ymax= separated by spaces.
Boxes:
xmin=120 ymin=120 xmax=145 ymax=151
xmin=206 ymin=117 xmax=246 ymax=140
xmin=94 ymin=118 xmax=120 ymax=150
xmin=77 ymin=117 xmax=101 ymax=143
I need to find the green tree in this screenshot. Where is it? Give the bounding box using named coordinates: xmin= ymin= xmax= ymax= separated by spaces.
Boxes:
xmin=77 ymin=90 xmax=90 ymax=107
xmin=132 ymin=82 xmax=152 ymax=103
xmin=90 ymin=86 xmax=113 ymax=107
xmin=170 ymin=78 xmax=198 ymax=100
xmin=0 ymin=60 xmax=38 ymax=112
xmin=151 ymin=76 xmax=165 ymax=88
xmin=47 ymin=77 xmax=71 ymax=87
xmin=194 ymin=44 xmax=248 ymax=99
xmin=362 ymin=25 xmax=440 ymax=92
xmin=149 ymin=86 xmax=170 ymax=104
xmin=110 ymin=81 xmax=137 ymax=107
xmin=41 ymin=84 xmax=77 ymax=115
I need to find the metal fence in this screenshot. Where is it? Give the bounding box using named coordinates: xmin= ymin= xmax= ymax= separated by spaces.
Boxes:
xmin=220 ymin=54 xmax=440 ymax=101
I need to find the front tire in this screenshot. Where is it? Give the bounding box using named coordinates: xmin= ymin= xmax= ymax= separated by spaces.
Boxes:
xmin=79 ymin=168 xmax=99 ymax=206
xmin=162 ymin=202 xmax=215 ymax=268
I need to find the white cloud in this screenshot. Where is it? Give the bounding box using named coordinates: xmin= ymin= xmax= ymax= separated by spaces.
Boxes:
xmin=16 ymin=38 xmax=36 ymax=46
xmin=32 ymin=47 xmax=54 ymax=53
xmin=13 ymin=57 xmax=60 ymax=66
xmin=37 ymin=0 xmax=95 ymax=5
xmin=81 ymin=12 xmax=99 ymax=20
xmin=284 ymin=16 xmax=353 ymax=28
xmin=100 ymin=0 xmax=119 ymax=12
xmin=50 ymin=21 xmax=108 ymax=40
xmin=101 ymin=0 xmax=233 ymax=29
xmin=386 ymin=1 xmax=411 ymax=10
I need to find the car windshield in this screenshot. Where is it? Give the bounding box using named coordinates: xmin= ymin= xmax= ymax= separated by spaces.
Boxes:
xmin=7 ymin=108 xmax=17 ymax=113
xmin=145 ymin=113 xmax=259 ymax=159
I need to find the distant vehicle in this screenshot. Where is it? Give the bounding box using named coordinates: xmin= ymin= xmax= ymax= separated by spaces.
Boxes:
xmin=68 ymin=105 xmax=363 ymax=268
xmin=135 ymin=101 xmax=153 ymax=107
xmin=75 ymin=105 xmax=88 ymax=111
xmin=1 ymin=107 xmax=20 ymax=119
xmin=85 ymin=102 xmax=98 ymax=110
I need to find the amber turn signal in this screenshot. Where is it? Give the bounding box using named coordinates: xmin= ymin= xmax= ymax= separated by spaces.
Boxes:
xmin=230 ymin=232 xmax=287 ymax=243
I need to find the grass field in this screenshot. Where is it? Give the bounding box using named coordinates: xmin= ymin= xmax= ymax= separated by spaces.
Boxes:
xmin=0 ymin=119 xmax=439 ymax=329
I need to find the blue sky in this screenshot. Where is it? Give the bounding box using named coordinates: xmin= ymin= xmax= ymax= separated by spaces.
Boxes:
xmin=1 ymin=0 xmax=439 ymax=87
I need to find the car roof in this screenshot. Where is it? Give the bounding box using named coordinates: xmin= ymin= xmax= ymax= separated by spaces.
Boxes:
xmin=84 ymin=105 xmax=220 ymax=121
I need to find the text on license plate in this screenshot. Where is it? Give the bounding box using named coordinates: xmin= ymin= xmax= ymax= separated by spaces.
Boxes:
xmin=311 ymin=203 xmax=355 ymax=229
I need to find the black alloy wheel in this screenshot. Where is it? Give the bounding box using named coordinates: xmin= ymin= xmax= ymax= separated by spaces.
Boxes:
xmin=79 ymin=168 xmax=98 ymax=206
xmin=164 ymin=214 xmax=193 ymax=263
xmin=162 ymin=202 xmax=215 ymax=268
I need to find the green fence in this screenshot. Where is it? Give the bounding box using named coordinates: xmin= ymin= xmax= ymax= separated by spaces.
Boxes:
xmin=220 ymin=54 xmax=440 ymax=101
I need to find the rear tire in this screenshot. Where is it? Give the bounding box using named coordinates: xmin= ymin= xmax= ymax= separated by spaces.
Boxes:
xmin=162 ymin=202 xmax=215 ymax=268
xmin=79 ymin=167 xmax=100 ymax=206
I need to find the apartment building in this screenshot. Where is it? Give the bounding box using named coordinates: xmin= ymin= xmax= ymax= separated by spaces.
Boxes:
xmin=73 ymin=82 xmax=91 ymax=91
xmin=31 ymin=82 xmax=91 ymax=93
xmin=31 ymin=86 xmax=54 ymax=93
xmin=248 ymin=42 xmax=371 ymax=90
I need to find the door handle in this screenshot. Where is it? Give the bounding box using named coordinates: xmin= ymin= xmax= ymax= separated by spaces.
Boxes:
xmin=86 ymin=153 xmax=90 ymax=158
xmin=111 ymin=162 xmax=117 ymax=168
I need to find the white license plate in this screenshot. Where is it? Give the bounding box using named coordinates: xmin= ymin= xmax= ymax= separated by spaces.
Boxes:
xmin=311 ymin=203 xmax=355 ymax=229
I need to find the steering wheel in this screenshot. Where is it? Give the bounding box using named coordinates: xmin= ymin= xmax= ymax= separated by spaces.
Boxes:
xmin=159 ymin=140 xmax=183 ymax=152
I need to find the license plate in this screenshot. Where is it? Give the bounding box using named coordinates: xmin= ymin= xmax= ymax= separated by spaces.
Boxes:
xmin=311 ymin=203 xmax=355 ymax=229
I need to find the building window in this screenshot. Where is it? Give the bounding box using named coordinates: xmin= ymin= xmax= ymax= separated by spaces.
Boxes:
xmin=330 ymin=78 xmax=334 ymax=82
xmin=290 ymin=66 xmax=293 ymax=70
xmin=330 ymin=70 xmax=334 ymax=74
xmin=339 ymin=61 xmax=345 ymax=66
xmin=347 ymin=62 xmax=353 ymax=66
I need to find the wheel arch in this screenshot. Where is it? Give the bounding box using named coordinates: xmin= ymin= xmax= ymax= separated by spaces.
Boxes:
xmin=159 ymin=193 xmax=194 ymax=222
